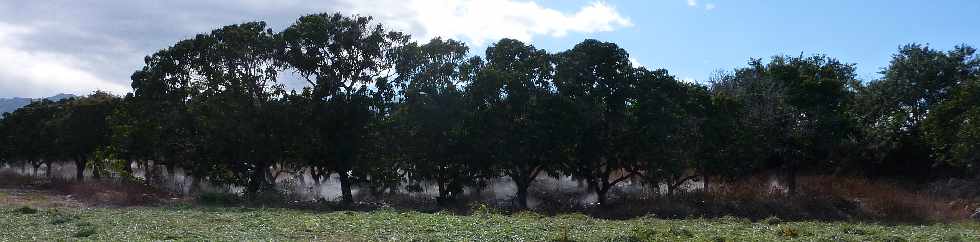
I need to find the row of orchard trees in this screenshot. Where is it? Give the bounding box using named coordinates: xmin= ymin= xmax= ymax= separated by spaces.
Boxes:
xmin=2 ymin=13 xmax=978 ymax=209
xmin=0 ymin=93 xmax=118 ymax=180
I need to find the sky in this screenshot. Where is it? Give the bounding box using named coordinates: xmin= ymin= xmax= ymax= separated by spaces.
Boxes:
xmin=0 ymin=0 xmax=977 ymax=97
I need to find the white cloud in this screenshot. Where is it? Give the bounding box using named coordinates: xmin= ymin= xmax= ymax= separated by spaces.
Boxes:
xmin=629 ymin=57 xmax=644 ymax=68
xmin=0 ymin=0 xmax=633 ymax=97
xmin=0 ymin=22 xmax=129 ymax=97
xmin=686 ymin=0 xmax=716 ymax=10
xmin=346 ymin=0 xmax=632 ymax=45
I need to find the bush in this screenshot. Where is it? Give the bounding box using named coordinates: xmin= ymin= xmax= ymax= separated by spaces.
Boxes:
xmin=14 ymin=206 xmax=38 ymax=214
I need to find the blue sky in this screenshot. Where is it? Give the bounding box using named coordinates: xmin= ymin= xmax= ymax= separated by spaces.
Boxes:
xmin=531 ymin=0 xmax=980 ymax=82
xmin=0 ymin=0 xmax=977 ymax=97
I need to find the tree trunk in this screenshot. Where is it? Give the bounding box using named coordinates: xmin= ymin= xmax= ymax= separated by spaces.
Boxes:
xmin=123 ymin=160 xmax=133 ymax=174
xmin=338 ymin=171 xmax=353 ymax=205
xmin=703 ymin=175 xmax=710 ymax=193
xmin=515 ymin=180 xmax=530 ymax=210
xmin=166 ymin=162 xmax=177 ymax=180
xmin=75 ymin=158 xmax=86 ymax=182
xmin=595 ymin=186 xmax=609 ymax=206
xmin=786 ymin=166 xmax=798 ymax=196
xmin=45 ymin=161 xmax=52 ymax=178
xmin=145 ymin=161 xmax=157 ymax=186
xmin=92 ymin=160 xmax=102 ymax=180
xmin=436 ymin=180 xmax=456 ymax=206
xmin=311 ymin=170 xmax=322 ymax=200
xmin=189 ymin=176 xmax=200 ymax=195
xmin=246 ymin=164 xmax=267 ymax=200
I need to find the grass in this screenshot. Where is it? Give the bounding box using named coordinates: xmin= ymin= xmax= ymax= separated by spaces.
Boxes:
xmin=0 ymin=205 xmax=977 ymax=241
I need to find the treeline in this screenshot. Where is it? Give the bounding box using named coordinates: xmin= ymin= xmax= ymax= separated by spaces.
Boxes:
xmin=1 ymin=13 xmax=978 ymax=209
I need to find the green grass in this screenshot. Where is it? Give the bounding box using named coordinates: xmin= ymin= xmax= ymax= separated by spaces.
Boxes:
xmin=0 ymin=206 xmax=977 ymax=241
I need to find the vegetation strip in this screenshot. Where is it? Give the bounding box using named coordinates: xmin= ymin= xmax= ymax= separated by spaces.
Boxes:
xmin=1 ymin=206 xmax=977 ymax=241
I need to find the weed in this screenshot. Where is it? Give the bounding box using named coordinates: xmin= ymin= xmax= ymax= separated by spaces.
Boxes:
xmin=73 ymin=222 xmax=97 ymax=238
xmin=778 ymin=225 xmax=801 ymax=238
xmin=14 ymin=206 xmax=37 ymax=214
xmin=761 ymin=216 xmax=782 ymax=225
xmin=49 ymin=215 xmax=78 ymax=225
xmin=73 ymin=226 xmax=97 ymax=238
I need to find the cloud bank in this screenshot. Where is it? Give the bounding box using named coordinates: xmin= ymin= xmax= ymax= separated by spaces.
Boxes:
xmin=0 ymin=0 xmax=631 ymax=97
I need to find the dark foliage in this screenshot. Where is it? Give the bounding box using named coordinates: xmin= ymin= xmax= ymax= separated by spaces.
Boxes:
xmin=0 ymin=12 xmax=977 ymax=212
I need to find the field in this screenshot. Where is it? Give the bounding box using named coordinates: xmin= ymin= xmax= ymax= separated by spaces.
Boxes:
xmin=2 ymin=190 xmax=978 ymax=241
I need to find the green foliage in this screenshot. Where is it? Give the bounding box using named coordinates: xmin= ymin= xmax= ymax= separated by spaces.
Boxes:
xmin=923 ymin=59 xmax=980 ymax=174
xmin=279 ymin=13 xmax=410 ymax=203
xmin=49 ymin=214 xmax=79 ymax=225
xmin=852 ymin=44 xmax=979 ymax=177
xmin=467 ymin=38 xmax=569 ymax=208
xmin=0 ymin=10 xmax=977 ymax=210
xmin=554 ymin=39 xmax=644 ymax=205
xmin=13 ymin=206 xmax=37 ymax=214
xmin=393 ymin=38 xmax=480 ymax=203
xmin=711 ymin=54 xmax=857 ymax=192
xmin=72 ymin=222 xmax=97 ymax=238
xmin=761 ymin=216 xmax=782 ymax=225
xmin=2 ymin=206 xmax=977 ymax=241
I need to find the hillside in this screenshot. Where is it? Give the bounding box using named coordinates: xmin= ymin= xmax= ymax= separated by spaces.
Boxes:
xmin=0 ymin=94 xmax=76 ymax=115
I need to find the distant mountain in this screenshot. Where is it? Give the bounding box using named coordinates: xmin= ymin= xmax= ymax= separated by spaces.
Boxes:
xmin=0 ymin=93 xmax=77 ymax=115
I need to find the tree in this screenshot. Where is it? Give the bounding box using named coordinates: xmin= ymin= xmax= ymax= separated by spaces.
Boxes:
xmin=630 ymin=69 xmax=719 ymax=195
xmin=393 ymin=38 xmax=478 ymax=204
xmin=712 ymin=55 xmax=855 ymax=194
xmin=130 ymin=33 xmax=203 ymax=186
xmin=0 ymin=99 xmax=62 ymax=176
xmin=190 ymin=22 xmax=284 ymax=198
xmin=133 ymin=22 xmax=285 ymax=198
xmin=279 ymin=13 xmax=409 ymax=204
xmin=467 ymin=39 xmax=573 ymax=209
xmin=554 ymin=39 xmax=639 ymax=205
xmin=59 ymin=92 xmax=119 ymax=181
xmin=106 ymin=94 xmax=156 ymax=178
xmin=854 ymin=44 xmax=979 ymax=178
xmin=923 ymin=46 xmax=980 ymax=176
xmin=0 ymin=113 xmax=7 ymax=166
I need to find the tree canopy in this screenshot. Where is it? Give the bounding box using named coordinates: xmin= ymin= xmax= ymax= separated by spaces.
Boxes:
xmin=1 ymin=12 xmax=977 ymax=209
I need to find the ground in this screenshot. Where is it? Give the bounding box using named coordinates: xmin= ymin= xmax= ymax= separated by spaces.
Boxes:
xmin=1 ymin=188 xmax=978 ymax=241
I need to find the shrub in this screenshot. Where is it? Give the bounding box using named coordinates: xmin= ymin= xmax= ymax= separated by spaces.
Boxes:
xmin=14 ymin=206 xmax=38 ymax=214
